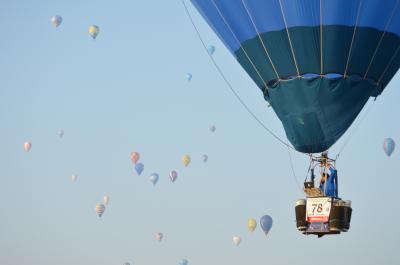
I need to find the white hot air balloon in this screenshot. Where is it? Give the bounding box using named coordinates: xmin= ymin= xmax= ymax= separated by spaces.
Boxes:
xmin=71 ymin=174 xmax=77 ymax=182
xmin=156 ymin=232 xmax=164 ymax=242
xmin=24 ymin=142 xmax=32 ymax=152
xmin=58 ymin=129 xmax=64 ymax=138
xmin=95 ymin=203 xmax=105 ymax=217
xmin=51 ymin=15 xmax=63 ymax=27
xmin=103 ymin=195 xmax=110 ymax=205
xmin=232 ymin=236 xmax=241 ymax=246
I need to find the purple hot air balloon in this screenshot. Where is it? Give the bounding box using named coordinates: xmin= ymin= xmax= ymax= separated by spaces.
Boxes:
xmin=135 ymin=163 xmax=144 ymax=175
xmin=169 ymin=170 xmax=178 ymax=183
xmin=383 ymin=138 xmax=395 ymax=157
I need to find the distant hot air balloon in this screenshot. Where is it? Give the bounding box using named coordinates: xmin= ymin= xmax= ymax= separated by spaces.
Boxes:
xmin=232 ymin=236 xmax=241 ymax=246
xmin=207 ymin=45 xmax=216 ymax=55
xmin=71 ymin=174 xmax=77 ymax=182
xmin=89 ymin=25 xmax=100 ymax=39
xmin=123 ymin=263 xmax=130 ymax=265
xmin=247 ymin=218 xmax=257 ymax=232
xmin=209 ymin=125 xmax=216 ymax=133
xmin=260 ymin=215 xmax=273 ymax=236
xmin=149 ymin=173 xmax=159 ymax=186
xmin=156 ymin=232 xmax=164 ymax=242
xmin=135 ymin=163 xmax=144 ymax=175
xmin=202 ymin=154 xmax=208 ymax=163
xmin=130 ymin=152 xmax=140 ymax=164
xmin=58 ymin=129 xmax=64 ymax=138
xmin=179 ymin=259 xmax=189 ymax=265
xmin=185 ymin=73 xmax=192 ymax=81
xmin=169 ymin=170 xmax=178 ymax=183
xmin=95 ymin=203 xmax=105 ymax=217
xmin=24 ymin=142 xmax=31 ymax=152
xmin=383 ymin=138 xmax=395 ymax=157
xmin=103 ymin=195 xmax=109 ymax=205
xmin=182 ymin=155 xmax=191 ymax=167
xmin=51 ymin=15 xmax=62 ymax=27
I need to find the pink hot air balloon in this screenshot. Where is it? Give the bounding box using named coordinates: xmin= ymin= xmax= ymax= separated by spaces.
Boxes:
xmin=169 ymin=170 xmax=178 ymax=183
xmin=130 ymin=152 xmax=140 ymax=164
xmin=24 ymin=142 xmax=32 ymax=152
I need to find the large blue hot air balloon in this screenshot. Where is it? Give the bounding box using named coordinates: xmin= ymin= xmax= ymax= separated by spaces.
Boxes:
xmin=191 ymin=0 xmax=400 ymax=153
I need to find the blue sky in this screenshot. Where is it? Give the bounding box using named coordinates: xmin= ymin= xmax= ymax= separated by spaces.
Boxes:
xmin=0 ymin=1 xmax=399 ymax=264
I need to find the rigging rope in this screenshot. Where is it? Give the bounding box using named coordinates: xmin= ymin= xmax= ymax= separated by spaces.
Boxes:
xmin=363 ymin=0 xmax=400 ymax=79
xmin=278 ymin=0 xmax=301 ymax=77
xmin=241 ymin=0 xmax=280 ymax=80
xmin=335 ymin=99 xmax=375 ymax=160
xmin=210 ymin=0 xmax=269 ymax=89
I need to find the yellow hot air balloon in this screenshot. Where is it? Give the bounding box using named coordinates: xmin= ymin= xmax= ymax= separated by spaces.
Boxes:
xmin=182 ymin=154 xmax=191 ymax=167
xmin=88 ymin=25 xmax=100 ymax=39
xmin=247 ymin=218 xmax=257 ymax=232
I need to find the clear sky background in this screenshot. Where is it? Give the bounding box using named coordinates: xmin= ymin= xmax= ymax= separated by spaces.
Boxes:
xmin=0 ymin=1 xmax=400 ymax=265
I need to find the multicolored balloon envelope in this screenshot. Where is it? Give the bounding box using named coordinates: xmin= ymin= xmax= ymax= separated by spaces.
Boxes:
xmin=169 ymin=170 xmax=178 ymax=182
xmin=89 ymin=25 xmax=100 ymax=39
xmin=95 ymin=203 xmax=105 ymax=218
xmin=383 ymin=138 xmax=395 ymax=157
xmin=182 ymin=155 xmax=191 ymax=167
xmin=156 ymin=232 xmax=164 ymax=242
xmin=191 ymin=0 xmax=400 ymax=153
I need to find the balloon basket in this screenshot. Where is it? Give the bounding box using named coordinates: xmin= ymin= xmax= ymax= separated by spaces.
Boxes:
xmin=295 ymin=196 xmax=352 ymax=237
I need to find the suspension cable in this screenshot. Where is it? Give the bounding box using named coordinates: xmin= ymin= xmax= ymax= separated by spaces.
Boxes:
xmin=335 ymin=99 xmax=375 ymax=160
xmin=278 ymin=0 xmax=301 ymax=77
xmin=241 ymin=0 xmax=280 ymax=80
xmin=287 ymin=147 xmax=303 ymax=192
xmin=363 ymin=0 xmax=400 ymax=79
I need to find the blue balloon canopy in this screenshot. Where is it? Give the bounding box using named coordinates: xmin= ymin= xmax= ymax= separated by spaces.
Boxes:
xmin=135 ymin=163 xmax=144 ymax=175
xmin=191 ymin=0 xmax=400 ymax=153
xmin=260 ymin=215 xmax=273 ymax=235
